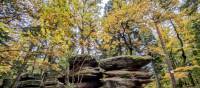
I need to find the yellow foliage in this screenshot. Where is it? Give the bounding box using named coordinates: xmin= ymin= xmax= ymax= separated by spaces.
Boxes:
xmin=38 ymin=61 xmax=60 ymax=71
xmin=102 ymin=33 xmax=112 ymax=43
xmin=144 ymin=80 xmax=157 ymax=88
xmin=164 ymin=72 xmax=188 ymax=79
xmin=38 ymin=61 xmax=50 ymax=70
xmin=164 ymin=65 xmax=200 ymax=79
xmin=103 ymin=44 xmax=110 ymax=49
xmin=192 ymin=60 xmax=198 ymax=65
xmin=51 ymin=64 xmax=61 ymax=71
xmin=103 ymin=0 xmax=151 ymax=31
xmin=148 ymin=45 xmax=164 ymax=56
xmin=0 ymin=65 xmax=11 ymax=75
xmin=175 ymin=72 xmax=188 ymax=79
xmin=174 ymin=65 xmax=200 ymax=72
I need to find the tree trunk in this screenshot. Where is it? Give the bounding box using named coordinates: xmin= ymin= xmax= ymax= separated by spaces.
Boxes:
xmin=117 ymin=36 xmax=122 ymax=55
xmin=154 ymin=22 xmax=177 ymax=88
xmin=11 ymin=44 xmax=34 ymax=88
xmin=152 ymin=60 xmax=162 ymax=88
xmin=10 ymin=55 xmax=30 ymax=88
xmin=188 ymin=71 xmax=195 ymax=86
xmin=129 ymin=48 xmax=133 ymax=55
xmin=65 ymin=67 xmax=70 ymax=85
xmin=170 ymin=19 xmax=187 ymax=65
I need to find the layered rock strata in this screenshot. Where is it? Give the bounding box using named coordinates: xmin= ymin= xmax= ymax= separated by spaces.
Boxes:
xmin=99 ymin=55 xmax=152 ymax=88
xmin=65 ymin=55 xmax=152 ymax=88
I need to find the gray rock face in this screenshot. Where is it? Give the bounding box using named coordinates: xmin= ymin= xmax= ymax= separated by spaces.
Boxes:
xmin=16 ymin=73 xmax=64 ymax=88
xmin=103 ymin=70 xmax=152 ymax=79
xmin=101 ymin=77 xmax=152 ymax=88
xmin=99 ymin=55 xmax=152 ymax=88
xmin=68 ymin=55 xmax=103 ymax=88
xmin=65 ymin=55 xmax=152 ymax=88
xmin=99 ymin=55 xmax=152 ymax=71
xmin=7 ymin=55 xmax=152 ymax=88
xmin=101 ymin=77 xmax=137 ymax=88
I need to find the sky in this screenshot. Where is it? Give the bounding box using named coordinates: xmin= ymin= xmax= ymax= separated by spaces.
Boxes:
xmin=99 ymin=0 xmax=109 ymax=17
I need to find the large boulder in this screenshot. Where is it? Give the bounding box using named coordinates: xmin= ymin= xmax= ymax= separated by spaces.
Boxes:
xmin=101 ymin=77 xmax=152 ymax=88
xmin=99 ymin=55 xmax=152 ymax=88
xmin=17 ymin=73 xmax=64 ymax=88
xmin=17 ymin=73 xmax=42 ymax=88
xmin=0 ymin=79 xmax=13 ymax=88
xmin=99 ymin=55 xmax=152 ymax=71
xmin=59 ymin=55 xmax=153 ymax=88
xmin=68 ymin=67 xmax=102 ymax=83
xmin=44 ymin=76 xmax=65 ymax=88
xmin=74 ymin=82 xmax=103 ymax=88
xmin=67 ymin=55 xmax=102 ymax=88
xmin=103 ymin=70 xmax=152 ymax=79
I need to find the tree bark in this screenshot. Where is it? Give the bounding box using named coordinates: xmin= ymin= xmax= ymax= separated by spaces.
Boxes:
xmin=10 ymin=44 xmax=34 ymax=88
xmin=152 ymin=60 xmax=162 ymax=88
xmin=10 ymin=54 xmax=30 ymax=88
xmin=170 ymin=19 xmax=187 ymax=65
xmin=154 ymin=22 xmax=177 ymax=88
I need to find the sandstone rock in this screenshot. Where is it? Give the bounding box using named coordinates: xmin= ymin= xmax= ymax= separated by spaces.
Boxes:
xmin=74 ymin=82 xmax=103 ymax=88
xmin=20 ymin=73 xmax=42 ymax=81
xmin=64 ymin=55 xmax=103 ymax=88
xmin=44 ymin=76 xmax=65 ymax=88
xmin=44 ymin=82 xmax=65 ymax=88
xmin=99 ymin=55 xmax=152 ymax=71
xmin=101 ymin=77 xmax=152 ymax=88
xmin=49 ymin=55 xmax=153 ymax=88
xmin=101 ymin=77 xmax=137 ymax=88
xmin=16 ymin=73 xmax=41 ymax=88
xmin=17 ymin=80 xmax=41 ymax=87
xmin=0 ymin=79 xmax=12 ymax=88
xmin=73 ymin=67 xmax=100 ymax=75
xmin=0 ymin=79 xmax=3 ymax=86
xmin=103 ymin=70 xmax=152 ymax=79
xmin=17 ymin=73 xmax=65 ymax=88
xmin=69 ymin=66 xmax=102 ymax=81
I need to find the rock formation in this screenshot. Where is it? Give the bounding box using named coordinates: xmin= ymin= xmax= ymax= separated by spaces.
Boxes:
xmin=67 ymin=55 xmax=103 ymax=88
xmin=99 ymin=55 xmax=152 ymax=88
xmin=16 ymin=73 xmax=65 ymax=88
xmin=1 ymin=55 xmax=152 ymax=88
xmin=64 ymin=55 xmax=152 ymax=88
